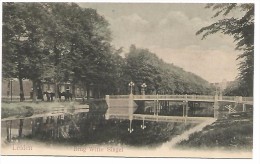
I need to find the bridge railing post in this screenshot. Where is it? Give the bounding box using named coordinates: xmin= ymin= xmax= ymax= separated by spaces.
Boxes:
xmin=213 ymin=94 xmax=219 ymax=118
xmin=192 ymin=95 xmax=195 ymax=100
xmin=185 ymin=101 xmax=189 ymax=118
xmin=214 ymin=94 xmax=218 ymax=101
xmin=243 ymin=104 xmax=246 ymax=112
xmin=156 ymin=94 xmax=159 ymax=116
xmin=238 ymin=96 xmax=243 ymax=103
xmin=219 ymin=93 xmax=222 ymax=100
xmin=154 ymin=100 xmax=156 ymax=116
xmin=182 ymin=101 xmax=185 ymax=118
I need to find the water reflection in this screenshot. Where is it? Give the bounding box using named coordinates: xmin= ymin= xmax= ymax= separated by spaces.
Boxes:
xmin=2 ymin=100 xmax=197 ymax=148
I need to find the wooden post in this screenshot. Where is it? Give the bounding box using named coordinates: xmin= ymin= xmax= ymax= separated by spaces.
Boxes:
xmin=6 ymin=121 xmax=10 ymax=142
xmin=31 ymin=119 xmax=35 ymax=137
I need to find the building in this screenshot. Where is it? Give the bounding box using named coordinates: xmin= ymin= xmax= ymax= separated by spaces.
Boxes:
xmin=2 ymin=78 xmax=93 ymax=101
xmin=2 ymin=78 xmax=32 ymax=100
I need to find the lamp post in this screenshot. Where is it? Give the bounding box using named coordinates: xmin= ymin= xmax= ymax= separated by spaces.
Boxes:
xmin=128 ymin=81 xmax=135 ymax=95
xmin=141 ymin=83 xmax=147 ymax=95
xmin=10 ymin=79 xmax=13 ymax=102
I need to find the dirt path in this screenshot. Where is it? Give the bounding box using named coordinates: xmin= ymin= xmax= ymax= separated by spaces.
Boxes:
xmin=160 ymin=118 xmax=217 ymax=148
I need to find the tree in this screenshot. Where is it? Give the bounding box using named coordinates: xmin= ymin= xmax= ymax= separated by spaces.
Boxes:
xmin=3 ymin=3 xmax=53 ymax=102
xmin=44 ymin=3 xmax=125 ymax=99
xmin=196 ymin=3 xmax=254 ymax=96
xmin=124 ymin=45 xmax=212 ymax=95
xmin=3 ymin=2 xmax=122 ymax=101
xmin=125 ymin=45 xmax=161 ymax=94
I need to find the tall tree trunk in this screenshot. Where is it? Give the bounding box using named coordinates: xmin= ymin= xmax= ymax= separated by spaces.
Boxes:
xmin=18 ymin=61 xmax=25 ymax=102
xmin=32 ymin=80 xmax=37 ymax=103
xmin=55 ymin=82 xmax=59 ymax=102
xmin=37 ymin=81 xmax=43 ymax=101
xmin=87 ymin=86 xmax=90 ymax=100
xmin=19 ymin=119 xmax=24 ymax=138
xmin=6 ymin=122 xmax=10 ymax=142
xmin=98 ymin=87 xmax=101 ymax=98
xmin=72 ymin=82 xmax=76 ymax=101
xmin=18 ymin=77 xmax=25 ymax=102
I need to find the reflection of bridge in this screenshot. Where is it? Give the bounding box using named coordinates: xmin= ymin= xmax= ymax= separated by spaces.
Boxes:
xmin=108 ymin=114 xmax=213 ymax=123
xmin=105 ymin=94 xmax=253 ymax=124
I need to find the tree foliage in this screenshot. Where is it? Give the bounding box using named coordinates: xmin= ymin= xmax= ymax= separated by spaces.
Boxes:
xmin=3 ymin=2 xmax=215 ymax=101
xmin=125 ymin=45 xmax=213 ymax=95
xmin=3 ymin=2 xmax=122 ymax=100
xmin=196 ymin=3 xmax=254 ymax=96
xmin=3 ymin=3 xmax=55 ymax=101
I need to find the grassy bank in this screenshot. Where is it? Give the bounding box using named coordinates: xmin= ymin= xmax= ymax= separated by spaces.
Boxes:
xmin=1 ymin=102 xmax=80 ymax=119
xmin=176 ymin=110 xmax=253 ymax=151
xmin=1 ymin=100 xmax=107 ymax=119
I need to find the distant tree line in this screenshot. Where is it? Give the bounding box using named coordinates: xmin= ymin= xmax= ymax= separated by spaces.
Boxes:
xmin=124 ymin=45 xmax=213 ymax=95
xmin=3 ymin=2 xmax=214 ymax=102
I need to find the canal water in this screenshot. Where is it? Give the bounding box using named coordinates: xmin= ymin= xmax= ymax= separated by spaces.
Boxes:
xmin=1 ymin=100 xmax=209 ymax=152
xmin=1 ymin=100 xmax=253 ymax=158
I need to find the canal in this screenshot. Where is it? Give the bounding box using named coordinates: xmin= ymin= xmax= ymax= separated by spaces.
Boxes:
xmin=2 ymin=100 xmax=253 ymax=158
xmin=1 ymin=100 xmax=200 ymax=149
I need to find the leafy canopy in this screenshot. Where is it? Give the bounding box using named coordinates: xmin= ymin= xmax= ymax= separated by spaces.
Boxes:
xmin=196 ymin=3 xmax=254 ymax=96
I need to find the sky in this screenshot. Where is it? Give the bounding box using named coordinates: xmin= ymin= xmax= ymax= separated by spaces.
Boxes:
xmin=78 ymin=3 xmax=241 ymax=83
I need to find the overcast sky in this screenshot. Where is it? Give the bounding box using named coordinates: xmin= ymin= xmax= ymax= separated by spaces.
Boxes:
xmin=79 ymin=3 xmax=241 ymax=83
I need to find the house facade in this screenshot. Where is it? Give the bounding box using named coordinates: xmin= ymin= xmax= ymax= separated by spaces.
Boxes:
xmin=2 ymin=78 xmax=92 ymax=101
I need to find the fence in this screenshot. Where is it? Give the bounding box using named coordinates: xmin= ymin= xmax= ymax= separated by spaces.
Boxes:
xmin=108 ymin=94 xmax=253 ymax=104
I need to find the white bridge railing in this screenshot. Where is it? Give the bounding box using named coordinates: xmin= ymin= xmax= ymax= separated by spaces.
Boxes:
xmin=242 ymin=97 xmax=253 ymax=102
xmin=108 ymin=94 xmax=253 ymax=104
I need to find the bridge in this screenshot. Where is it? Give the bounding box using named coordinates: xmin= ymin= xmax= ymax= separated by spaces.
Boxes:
xmin=105 ymin=94 xmax=253 ymax=129
xmin=107 ymin=94 xmax=253 ymax=104
xmin=1 ymin=94 xmax=253 ymax=137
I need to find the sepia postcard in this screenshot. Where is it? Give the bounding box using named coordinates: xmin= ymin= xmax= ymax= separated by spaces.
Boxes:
xmin=1 ymin=0 xmax=259 ymax=162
